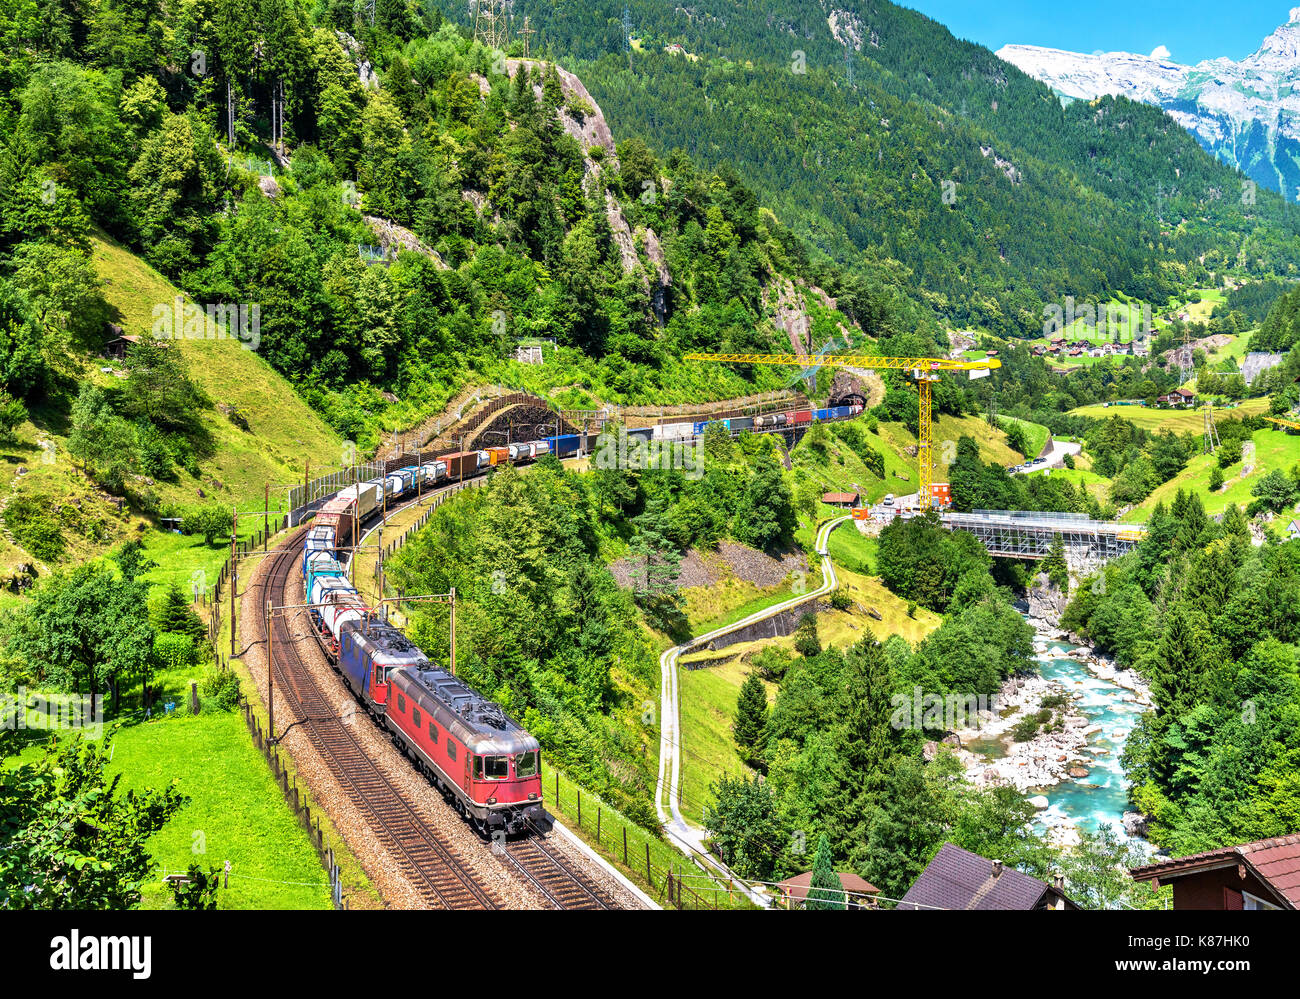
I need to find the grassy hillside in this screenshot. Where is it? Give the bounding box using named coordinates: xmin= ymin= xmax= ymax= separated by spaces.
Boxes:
xmin=0 ymin=239 xmax=346 ymax=578
xmin=8 ymin=671 xmax=337 ymax=910
xmin=1125 ymin=426 xmax=1300 ymax=522
xmin=677 ymin=659 xmax=772 ymax=817
xmin=91 ymin=235 xmax=344 ymax=510
xmin=674 ymin=530 xmax=941 ymax=819
xmin=1068 ymin=396 xmax=1270 ymax=434
xmin=1000 ymin=415 xmax=1051 ymax=459
xmin=109 ymin=711 xmax=334 ymax=910
xmin=1044 ymin=466 xmax=1113 ymax=505
xmin=876 ymin=413 xmax=1021 ymax=482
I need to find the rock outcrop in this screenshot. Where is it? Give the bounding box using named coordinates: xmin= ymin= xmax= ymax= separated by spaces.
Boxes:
xmin=1027 ymin=571 xmax=1070 ymax=625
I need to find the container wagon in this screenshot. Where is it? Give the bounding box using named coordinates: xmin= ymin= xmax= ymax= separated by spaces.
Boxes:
xmin=442 ymin=451 xmax=480 ymax=480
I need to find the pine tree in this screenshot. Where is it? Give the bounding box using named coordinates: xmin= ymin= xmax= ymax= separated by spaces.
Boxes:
xmin=793 ymin=612 xmax=820 ymax=657
xmin=732 ymin=671 xmax=768 ymax=767
xmin=156 ymin=581 xmax=207 ymax=639
xmin=804 ymin=833 xmax=844 ymax=910
xmin=1041 ymin=533 xmax=1068 ymax=591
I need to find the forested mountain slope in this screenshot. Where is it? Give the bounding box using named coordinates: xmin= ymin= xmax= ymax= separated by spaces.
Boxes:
xmin=496 ymin=0 xmax=1300 ymax=335
xmin=0 ymin=0 xmax=903 ymax=491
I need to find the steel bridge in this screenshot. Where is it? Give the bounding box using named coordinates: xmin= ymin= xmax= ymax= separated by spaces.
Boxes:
xmin=939 ymin=509 xmax=1145 ymax=562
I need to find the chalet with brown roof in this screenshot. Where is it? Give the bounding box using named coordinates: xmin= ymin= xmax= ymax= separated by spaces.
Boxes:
xmin=899 ymin=842 xmax=1078 ymax=910
xmin=1130 ymin=834 xmax=1300 ymax=909
xmin=821 ymin=491 xmax=859 ymax=508
xmin=1157 ymin=388 xmax=1196 ymax=408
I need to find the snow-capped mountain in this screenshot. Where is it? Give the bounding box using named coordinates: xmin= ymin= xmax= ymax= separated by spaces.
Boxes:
xmin=997 ymin=9 xmax=1300 ymax=197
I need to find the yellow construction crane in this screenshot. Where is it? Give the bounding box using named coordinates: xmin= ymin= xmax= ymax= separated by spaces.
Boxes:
xmin=1264 ymin=415 xmax=1300 ymax=432
xmin=684 ymin=352 xmax=1002 ymax=509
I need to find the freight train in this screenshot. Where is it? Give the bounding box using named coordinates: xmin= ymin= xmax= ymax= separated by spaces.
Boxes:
xmin=302 ymin=535 xmax=545 ymax=835
xmin=294 ymin=403 xmax=864 ymax=834
xmin=646 ymin=403 xmax=863 ymax=442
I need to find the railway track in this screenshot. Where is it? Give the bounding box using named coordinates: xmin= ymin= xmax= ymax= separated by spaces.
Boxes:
xmin=258 ymin=533 xmax=500 ymax=910
xmin=502 ymin=823 xmax=618 ymax=910
xmin=256 ymin=493 xmax=629 ymax=909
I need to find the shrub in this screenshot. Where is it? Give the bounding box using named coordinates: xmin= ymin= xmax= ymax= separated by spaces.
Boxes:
xmin=3 ymin=496 xmax=64 ymax=561
xmin=751 ymin=646 xmax=793 ymax=682
xmin=1012 ymin=708 xmax=1054 ymax=742
xmin=0 ymin=390 xmax=26 ymax=443
xmin=154 ymin=632 xmax=197 ymax=670
xmin=200 ymin=666 xmax=241 ymax=711
xmin=183 ymin=503 xmax=231 ymax=545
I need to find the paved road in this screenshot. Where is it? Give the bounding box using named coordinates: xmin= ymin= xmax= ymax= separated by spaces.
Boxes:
xmin=654 ymin=516 xmax=849 ymax=905
xmin=1015 ymin=435 xmax=1081 ymax=476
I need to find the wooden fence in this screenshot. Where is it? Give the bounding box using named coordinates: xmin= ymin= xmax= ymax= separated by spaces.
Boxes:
xmin=237 ymin=691 xmax=347 ymax=909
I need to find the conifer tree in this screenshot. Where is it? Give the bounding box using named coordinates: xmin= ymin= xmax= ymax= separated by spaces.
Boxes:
xmin=732 ymin=671 xmax=768 ymax=767
xmin=156 ymin=581 xmax=207 ymax=640
xmin=804 ymin=833 xmax=844 ymax=910
xmin=1041 ymin=533 xmax=1068 ymax=591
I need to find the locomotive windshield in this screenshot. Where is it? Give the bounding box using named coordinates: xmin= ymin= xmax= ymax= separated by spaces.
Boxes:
xmin=514 ymin=751 xmax=538 ymax=778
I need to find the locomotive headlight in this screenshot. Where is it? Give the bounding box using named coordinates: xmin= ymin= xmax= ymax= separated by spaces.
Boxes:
xmin=528 ymin=792 xmax=538 ymax=800
xmin=487 ymin=797 xmax=497 ymax=805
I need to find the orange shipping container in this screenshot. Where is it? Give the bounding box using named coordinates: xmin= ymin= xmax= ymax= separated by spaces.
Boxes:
xmin=488 ymin=446 xmax=510 ymax=465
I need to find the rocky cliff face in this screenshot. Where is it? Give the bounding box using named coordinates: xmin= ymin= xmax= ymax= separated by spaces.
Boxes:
xmin=998 ymin=10 xmax=1300 ymax=195
xmin=1026 ymin=571 xmax=1070 ymax=626
xmin=503 ymin=58 xmax=671 ymax=322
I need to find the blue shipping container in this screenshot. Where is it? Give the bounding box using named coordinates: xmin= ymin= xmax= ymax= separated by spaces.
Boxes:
xmin=549 ymin=434 xmax=582 ymax=457
xmin=338 ymin=625 xmax=370 ymax=697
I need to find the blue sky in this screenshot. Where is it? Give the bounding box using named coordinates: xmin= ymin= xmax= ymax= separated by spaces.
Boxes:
xmin=905 ymin=1 xmax=1292 ymax=64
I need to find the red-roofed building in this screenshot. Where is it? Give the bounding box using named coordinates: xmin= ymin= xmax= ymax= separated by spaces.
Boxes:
xmin=821 ymin=491 xmax=859 ymax=508
xmin=776 ymin=870 xmax=880 ymax=909
xmin=1130 ymin=834 xmax=1300 ymax=909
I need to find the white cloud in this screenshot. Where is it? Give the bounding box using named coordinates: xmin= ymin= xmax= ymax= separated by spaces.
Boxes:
xmin=1150 ymin=44 xmax=1171 ymax=60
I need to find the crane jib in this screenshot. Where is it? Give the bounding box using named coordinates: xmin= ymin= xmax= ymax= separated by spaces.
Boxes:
xmin=684 ymin=351 xmax=1002 ymax=511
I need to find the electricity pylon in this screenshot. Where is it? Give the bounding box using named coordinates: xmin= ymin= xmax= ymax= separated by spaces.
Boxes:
xmin=1203 ymin=403 xmax=1221 ymax=455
